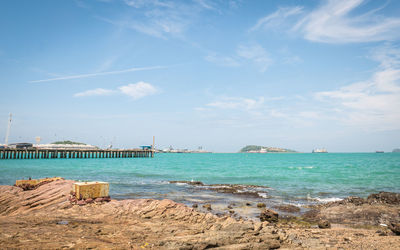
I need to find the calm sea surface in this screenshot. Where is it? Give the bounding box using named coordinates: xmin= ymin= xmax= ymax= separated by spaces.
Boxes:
xmin=1 ymin=153 xmax=399 ymax=209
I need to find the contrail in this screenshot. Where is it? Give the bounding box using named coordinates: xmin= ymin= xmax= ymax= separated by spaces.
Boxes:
xmin=29 ymin=65 xmax=166 ymax=83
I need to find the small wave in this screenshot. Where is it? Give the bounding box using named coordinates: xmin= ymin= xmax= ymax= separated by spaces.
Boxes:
xmin=289 ymin=166 xmax=315 ymax=170
xmin=174 ymin=182 xmax=188 ymax=186
xmin=314 ymin=197 xmax=343 ymax=203
xmin=258 ymin=192 xmax=268 ymax=198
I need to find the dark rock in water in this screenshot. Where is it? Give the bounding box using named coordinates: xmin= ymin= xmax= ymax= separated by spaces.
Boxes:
xmin=333 ymin=196 xmax=365 ymax=206
xmin=257 ymin=203 xmax=266 ymax=208
xmin=367 ymin=192 xmax=400 ymax=205
xmin=260 ymin=209 xmax=278 ymax=223
xmin=227 ymin=204 xmax=233 ymax=209
xmin=245 ymin=202 xmax=251 ymax=206
xmin=389 ymin=222 xmax=400 ymax=235
xmin=273 ymin=204 xmax=300 ymax=213
xmin=192 ymin=204 xmax=198 ymax=208
xmin=203 ymin=204 xmax=212 ymax=211
xmin=318 ymin=220 xmax=331 ymax=229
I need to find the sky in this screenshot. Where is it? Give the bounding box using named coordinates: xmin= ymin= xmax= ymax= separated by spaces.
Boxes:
xmin=1 ymin=0 xmax=400 ymax=152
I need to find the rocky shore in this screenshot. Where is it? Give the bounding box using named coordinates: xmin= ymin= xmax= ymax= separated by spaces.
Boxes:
xmin=0 ymin=180 xmax=399 ymax=249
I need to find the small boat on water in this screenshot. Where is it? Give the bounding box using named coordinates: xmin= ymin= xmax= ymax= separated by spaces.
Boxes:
xmin=375 ymin=151 xmax=384 ymax=153
xmin=312 ymin=148 xmax=328 ymax=153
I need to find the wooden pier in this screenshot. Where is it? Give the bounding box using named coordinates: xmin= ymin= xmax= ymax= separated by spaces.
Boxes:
xmin=0 ymin=148 xmax=154 ymax=160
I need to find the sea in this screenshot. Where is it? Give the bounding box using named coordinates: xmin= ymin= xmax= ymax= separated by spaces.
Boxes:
xmin=1 ymin=153 xmax=399 ymax=219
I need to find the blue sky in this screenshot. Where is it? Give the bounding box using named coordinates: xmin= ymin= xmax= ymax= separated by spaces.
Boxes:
xmin=1 ymin=0 xmax=400 ymax=152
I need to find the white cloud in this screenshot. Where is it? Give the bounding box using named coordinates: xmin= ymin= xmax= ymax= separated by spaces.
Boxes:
xmin=118 ymin=82 xmax=158 ymax=99
xmin=74 ymin=88 xmax=115 ymax=97
xmin=250 ymin=6 xmax=303 ymax=32
xmin=207 ymin=96 xmax=265 ymax=110
xmin=236 ymin=44 xmax=272 ymax=72
xmin=74 ymin=82 xmax=159 ymax=100
xmin=315 ymin=46 xmax=400 ymax=130
xmin=294 ymin=0 xmax=400 ymax=43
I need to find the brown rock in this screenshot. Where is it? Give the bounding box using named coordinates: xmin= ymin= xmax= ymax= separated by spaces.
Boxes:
xmin=257 ymin=203 xmax=266 ymax=208
xmin=192 ymin=204 xmax=198 ymax=208
xmin=102 ymin=196 xmax=111 ymax=202
xmin=260 ymin=209 xmax=278 ymax=223
xmin=95 ymin=197 xmax=103 ymax=202
xmin=77 ymin=200 xmax=86 ymax=206
xmin=367 ymin=192 xmax=400 ymax=205
xmin=85 ymin=198 xmax=94 ymax=204
xmin=389 ymin=222 xmax=400 ymax=235
xmin=203 ymin=204 xmax=212 ymax=210
xmin=318 ymin=220 xmax=331 ymax=229
xmin=263 ymin=239 xmax=281 ymax=249
xmin=273 ymin=204 xmax=300 ymax=213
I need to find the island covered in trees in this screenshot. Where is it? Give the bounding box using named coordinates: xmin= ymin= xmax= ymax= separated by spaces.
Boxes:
xmin=239 ymin=145 xmax=297 ymax=153
xmin=51 ymin=141 xmax=87 ymax=145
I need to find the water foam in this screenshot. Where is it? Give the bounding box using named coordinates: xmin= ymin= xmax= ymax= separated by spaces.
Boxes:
xmin=314 ymin=197 xmax=343 ymax=203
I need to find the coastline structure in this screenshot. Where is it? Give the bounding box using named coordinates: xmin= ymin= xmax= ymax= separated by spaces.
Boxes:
xmin=240 ymin=145 xmax=297 ymax=153
xmin=0 ymin=148 xmax=154 ymax=159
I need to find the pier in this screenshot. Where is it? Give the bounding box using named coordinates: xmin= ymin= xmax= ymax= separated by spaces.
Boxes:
xmin=0 ymin=148 xmax=154 ymax=159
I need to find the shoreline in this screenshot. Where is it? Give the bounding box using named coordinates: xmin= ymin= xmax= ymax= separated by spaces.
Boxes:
xmin=1 ymin=179 xmax=399 ymax=249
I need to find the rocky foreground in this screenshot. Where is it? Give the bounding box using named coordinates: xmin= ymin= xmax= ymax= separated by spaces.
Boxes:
xmin=0 ymin=180 xmax=399 ymax=249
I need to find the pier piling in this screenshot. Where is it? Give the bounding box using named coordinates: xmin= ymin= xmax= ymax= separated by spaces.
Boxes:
xmin=0 ymin=148 xmax=154 ymax=160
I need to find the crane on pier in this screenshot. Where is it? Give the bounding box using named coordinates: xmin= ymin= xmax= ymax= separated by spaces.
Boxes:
xmin=4 ymin=113 xmax=12 ymax=146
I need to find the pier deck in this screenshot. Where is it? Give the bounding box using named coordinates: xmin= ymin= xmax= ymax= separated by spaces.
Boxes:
xmin=0 ymin=148 xmax=154 ymax=159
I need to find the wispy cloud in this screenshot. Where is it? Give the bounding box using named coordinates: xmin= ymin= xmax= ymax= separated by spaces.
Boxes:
xmin=207 ymin=96 xmax=265 ymax=110
xmin=119 ymin=81 xmax=159 ymax=99
xmin=74 ymin=88 xmax=115 ymax=97
xmin=294 ymin=0 xmax=400 ymax=43
xmin=29 ymin=66 xmax=165 ymax=83
xmin=236 ymin=44 xmax=272 ymax=72
xmin=251 ymin=0 xmax=400 ymax=44
xmin=103 ymin=0 xmax=219 ymax=39
xmin=250 ymin=6 xmax=303 ymax=32
xmin=315 ymin=45 xmax=400 ymax=130
xmin=74 ymin=81 xmax=159 ymax=100
xmin=204 ymin=53 xmax=240 ymax=67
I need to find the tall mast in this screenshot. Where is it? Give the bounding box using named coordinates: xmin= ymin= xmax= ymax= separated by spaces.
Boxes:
xmin=5 ymin=113 xmax=12 ymax=146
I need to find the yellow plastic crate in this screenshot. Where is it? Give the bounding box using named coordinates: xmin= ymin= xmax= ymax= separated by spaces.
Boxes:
xmin=73 ymin=182 xmax=109 ymax=200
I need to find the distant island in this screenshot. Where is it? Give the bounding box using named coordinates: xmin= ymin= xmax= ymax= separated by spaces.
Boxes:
xmin=51 ymin=141 xmax=87 ymax=145
xmin=239 ymin=145 xmax=297 ymax=153
xmin=393 ymin=148 xmax=400 ymax=153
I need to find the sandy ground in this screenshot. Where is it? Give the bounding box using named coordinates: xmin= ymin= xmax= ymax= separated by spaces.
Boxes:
xmin=0 ymin=180 xmax=399 ymax=249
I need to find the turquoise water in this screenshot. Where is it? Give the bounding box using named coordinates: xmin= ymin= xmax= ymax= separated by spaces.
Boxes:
xmin=1 ymin=153 xmax=399 ymax=205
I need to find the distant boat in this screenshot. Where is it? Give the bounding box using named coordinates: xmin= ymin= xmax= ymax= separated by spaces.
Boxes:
xmin=375 ymin=151 xmax=384 ymax=153
xmin=312 ymin=148 xmax=327 ymax=153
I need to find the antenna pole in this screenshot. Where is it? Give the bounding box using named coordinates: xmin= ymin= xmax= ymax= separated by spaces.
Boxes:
xmin=5 ymin=113 xmax=12 ymax=146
